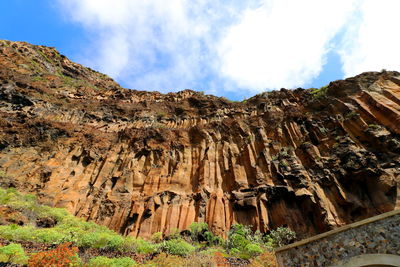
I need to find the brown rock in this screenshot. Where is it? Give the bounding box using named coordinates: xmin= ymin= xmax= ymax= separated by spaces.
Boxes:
xmin=0 ymin=40 xmax=399 ymax=239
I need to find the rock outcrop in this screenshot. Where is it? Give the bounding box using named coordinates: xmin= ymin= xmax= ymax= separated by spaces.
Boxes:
xmin=0 ymin=40 xmax=399 ymax=239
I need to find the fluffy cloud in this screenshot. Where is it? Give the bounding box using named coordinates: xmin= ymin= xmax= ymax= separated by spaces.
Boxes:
xmin=57 ymin=0 xmax=400 ymax=96
xmin=58 ymin=0 xmax=246 ymax=92
xmin=218 ymin=0 xmax=358 ymax=90
xmin=339 ymin=0 xmax=400 ymax=77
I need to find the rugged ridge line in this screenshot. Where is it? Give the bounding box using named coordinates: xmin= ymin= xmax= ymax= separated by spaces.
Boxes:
xmin=0 ymin=40 xmax=399 ymax=239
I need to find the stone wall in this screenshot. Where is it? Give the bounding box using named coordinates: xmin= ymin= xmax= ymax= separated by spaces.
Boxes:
xmin=275 ymin=209 xmax=400 ymax=267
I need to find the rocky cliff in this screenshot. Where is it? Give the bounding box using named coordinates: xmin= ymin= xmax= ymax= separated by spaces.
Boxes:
xmin=0 ymin=40 xmax=399 ymax=239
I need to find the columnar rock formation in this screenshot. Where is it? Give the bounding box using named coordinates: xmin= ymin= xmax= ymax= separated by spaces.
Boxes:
xmin=0 ymin=40 xmax=399 ymax=239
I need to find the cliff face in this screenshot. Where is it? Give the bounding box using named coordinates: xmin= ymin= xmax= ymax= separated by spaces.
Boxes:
xmin=0 ymin=40 xmax=399 ymax=239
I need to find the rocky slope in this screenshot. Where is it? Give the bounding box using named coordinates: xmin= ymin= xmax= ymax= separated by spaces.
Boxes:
xmin=0 ymin=40 xmax=399 ymax=239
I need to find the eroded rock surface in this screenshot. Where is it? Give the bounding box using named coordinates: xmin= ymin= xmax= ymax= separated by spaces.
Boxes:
xmin=0 ymin=40 xmax=399 ymax=238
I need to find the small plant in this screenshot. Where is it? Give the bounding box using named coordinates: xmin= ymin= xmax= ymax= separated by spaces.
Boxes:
xmin=168 ymin=227 xmax=181 ymax=239
xmin=278 ymin=150 xmax=288 ymax=157
xmin=279 ymin=160 xmax=289 ymax=167
xmin=310 ymin=85 xmax=328 ymax=99
xmin=269 ymin=227 xmax=296 ymax=247
xmin=368 ymin=124 xmax=382 ymax=130
xmin=246 ymin=135 xmax=254 ymax=144
xmin=161 ymin=239 xmax=195 ymax=256
xmin=78 ymin=231 xmax=124 ymax=249
xmin=226 ymin=224 xmax=253 ymax=251
xmin=319 ymin=127 xmax=328 ymax=134
xmin=28 ymin=242 xmax=80 ymax=267
xmin=0 ymin=243 xmax=28 ymax=265
xmin=244 ymin=243 xmax=263 ymax=257
xmin=345 ymin=111 xmax=359 ymax=119
xmin=188 ymin=222 xmax=209 ymax=242
xmin=151 ymin=232 xmax=163 ymax=243
xmin=121 ymin=237 xmax=159 ymax=254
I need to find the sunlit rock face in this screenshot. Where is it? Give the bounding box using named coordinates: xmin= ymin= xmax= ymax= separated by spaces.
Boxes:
xmin=0 ymin=40 xmax=399 ymax=239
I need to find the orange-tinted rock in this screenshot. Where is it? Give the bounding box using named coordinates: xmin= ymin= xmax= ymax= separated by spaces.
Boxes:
xmin=0 ymin=40 xmax=399 ymax=239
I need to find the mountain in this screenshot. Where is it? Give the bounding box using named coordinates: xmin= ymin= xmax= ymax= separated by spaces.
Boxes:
xmin=0 ymin=40 xmax=399 ymax=239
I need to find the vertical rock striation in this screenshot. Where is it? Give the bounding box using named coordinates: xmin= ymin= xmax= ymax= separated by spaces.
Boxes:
xmin=0 ymin=40 xmax=399 ymax=239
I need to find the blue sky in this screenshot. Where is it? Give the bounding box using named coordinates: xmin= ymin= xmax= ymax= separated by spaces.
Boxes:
xmin=1 ymin=0 xmax=400 ymax=100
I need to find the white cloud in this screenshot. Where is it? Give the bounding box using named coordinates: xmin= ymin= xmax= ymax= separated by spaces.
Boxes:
xmin=218 ymin=0 xmax=358 ymax=91
xmin=58 ymin=0 xmax=247 ymax=92
xmin=339 ymin=0 xmax=400 ymax=77
xmin=57 ymin=0 xmax=400 ymax=96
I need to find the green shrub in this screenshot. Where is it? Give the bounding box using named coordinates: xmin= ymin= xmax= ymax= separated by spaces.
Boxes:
xmin=229 ymin=224 xmax=252 ymax=237
xmin=310 ymin=85 xmax=328 ymax=98
xmin=189 ymin=222 xmax=208 ymax=241
xmin=269 ymin=227 xmax=296 ymax=247
xmin=168 ymin=228 xmax=181 ymax=239
xmin=229 ymin=248 xmax=240 ymax=256
xmin=227 ymin=224 xmax=255 ymax=250
xmin=37 ymin=206 xmax=69 ymax=222
xmin=89 ymin=256 xmax=136 ymax=267
xmin=188 ymin=222 xmax=222 ymax=245
xmin=345 ymin=111 xmax=359 ymax=119
xmin=162 ymin=239 xmax=195 ymax=256
xmin=151 ymin=232 xmax=163 ymax=243
xmin=77 ymin=232 xmax=124 ymax=249
xmin=244 ymin=243 xmax=263 ymax=257
xmin=122 ymin=237 xmax=159 ymax=254
xmin=34 ymin=228 xmax=65 ymax=244
xmin=249 ymin=230 xmax=264 ymax=244
xmin=226 ymin=224 xmax=272 ymax=259
xmin=0 ymin=225 xmax=37 ymax=242
xmin=368 ymin=124 xmax=382 ymax=130
xmin=203 ymin=231 xmax=223 ymax=246
xmin=0 ymin=243 xmax=28 ymax=265
xmin=227 ymin=233 xmax=249 ymax=251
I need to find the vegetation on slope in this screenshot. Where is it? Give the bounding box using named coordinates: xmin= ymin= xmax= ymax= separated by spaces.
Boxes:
xmin=0 ymin=187 xmax=295 ymax=266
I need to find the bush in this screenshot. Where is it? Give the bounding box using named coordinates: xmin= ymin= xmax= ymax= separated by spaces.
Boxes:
xmin=122 ymin=237 xmax=159 ymax=254
xmin=167 ymin=228 xmax=181 ymax=239
xmin=28 ymin=243 xmax=80 ymax=267
xmin=227 ymin=233 xmax=249 ymax=251
xmin=78 ymin=232 xmax=124 ymax=249
xmin=204 ymin=231 xmax=223 ymax=246
xmin=35 ymin=228 xmax=65 ymax=244
xmin=151 ymin=232 xmax=163 ymax=243
xmin=188 ymin=222 xmax=222 ymax=245
xmin=310 ymin=85 xmax=328 ymax=98
xmin=0 ymin=243 xmax=28 ymax=265
xmin=89 ymin=256 xmax=136 ymax=267
xmin=188 ymin=222 xmax=208 ymax=241
xmin=228 ymin=224 xmax=252 ymax=238
xmin=245 ymin=243 xmax=263 ymax=257
xmin=249 ymin=230 xmax=264 ymax=244
xmin=269 ymin=227 xmax=296 ymax=247
xmin=230 ymin=248 xmax=240 ymax=255
xmin=162 ymin=239 xmax=195 ymax=256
